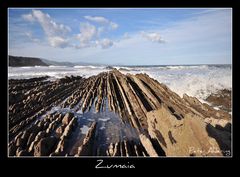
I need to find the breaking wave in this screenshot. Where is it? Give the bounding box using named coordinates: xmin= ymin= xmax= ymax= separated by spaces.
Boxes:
xmin=8 ymin=64 xmax=231 ymax=100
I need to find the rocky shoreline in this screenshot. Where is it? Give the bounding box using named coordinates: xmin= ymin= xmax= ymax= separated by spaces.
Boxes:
xmin=206 ymin=89 xmax=231 ymax=113
xmin=8 ymin=69 xmax=231 ymax=157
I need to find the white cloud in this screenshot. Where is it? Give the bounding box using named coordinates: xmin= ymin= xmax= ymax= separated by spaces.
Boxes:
xmin=76 ymin=22 xmax=97 ymax=43
xmin=12 ymin=9 xmax=231 ymax=64
xmin=110 ymin=22 xmax=118 ymax=30
xmin=75 ymin=23 xmax=114 ymax=49
xmin=97 ymin=38 xmax=113 ymax=49
xmin=22 ymin=10 xmax=71 ymax=48
xmin=25 ymin=32 xmax=40 ymax=42
xmin=84 ymin=15 xmax=118 ymax=30
xmin=48 ymin=36 xmax=69 ymax=48
xmin=73 ymin=43 xmax=91 ymax=49
xmin=22 ymin=14 xmax=35 ymax=22
xmin=31 ymin=10 xmax=71 ymax=36
xmin=21 ymin=12 xmax=117 ymax=50
xmin=141 ymin=32 xmax=165 ymax=43
xmin=97 ymin=26 xmax=105 ymax=36
xmin=84 ymin=16 xmax=109 ymax=24
xmin=123 ymin=32 xmax=130 ymax=39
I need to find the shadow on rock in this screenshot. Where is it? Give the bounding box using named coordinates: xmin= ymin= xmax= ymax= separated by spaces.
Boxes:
xmin=206 ymin=123 xmax=231 ymax=156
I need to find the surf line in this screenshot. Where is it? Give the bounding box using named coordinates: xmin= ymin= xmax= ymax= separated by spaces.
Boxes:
xmin=95 ymin=159 xmax=135 ymax=169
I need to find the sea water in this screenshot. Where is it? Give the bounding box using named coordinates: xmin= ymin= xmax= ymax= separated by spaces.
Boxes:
xmin=8 ymin=64 xmax=232 ymax=100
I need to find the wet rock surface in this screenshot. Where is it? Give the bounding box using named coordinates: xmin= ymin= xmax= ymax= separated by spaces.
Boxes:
xmin=206 ymin=89 xmax=231 ymax=113
xmin=8 ymin=70 xmax=231 ymax=157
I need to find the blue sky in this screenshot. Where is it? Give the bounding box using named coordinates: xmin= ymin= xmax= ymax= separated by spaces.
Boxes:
xmin=9 ymin=8 xmax=232 ymax=65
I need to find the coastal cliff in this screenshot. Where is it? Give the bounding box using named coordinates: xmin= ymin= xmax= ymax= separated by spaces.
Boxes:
xmin=9 ymin=56 xmax=48 ymax=67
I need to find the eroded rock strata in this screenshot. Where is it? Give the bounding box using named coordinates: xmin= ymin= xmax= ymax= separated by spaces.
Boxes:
xmin=8 ymin=70 xmax=231 ymax=157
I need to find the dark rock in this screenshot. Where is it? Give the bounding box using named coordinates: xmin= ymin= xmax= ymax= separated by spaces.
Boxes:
xmin=34 ymin=136 xmax=58 ymax=156
xmin=55 ymin=125 xmax=66 ymax=136
xmin=16 ymin=137 xmax=26 ymax=148
xmin=17 ymin=150 xmax=30 ymax=156
xmin=35 ymin=131 xmax=46 ymax=142
xmin=9 ymin=143 xmax=17 ymax=156
xmin=26 ymin=133 xmax=36 ymax=147
xmin=62 ymin=112 xmax=74 ymax=125
xmin=62 ymin=124 xmax=72 ymax=138
xmin=139 ymin=134 xmax=158 ymax=157
xmin=206 ymin=89 xmax=231 ymax=112
xmin=77 ymin=122 xmax=97 ymax=156
xmin=55 ymin=136 xmax=68 ymax=154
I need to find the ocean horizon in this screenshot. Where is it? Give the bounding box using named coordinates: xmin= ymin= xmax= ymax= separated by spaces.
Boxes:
xmin=8 ymin=64 xmax=232 ymax=102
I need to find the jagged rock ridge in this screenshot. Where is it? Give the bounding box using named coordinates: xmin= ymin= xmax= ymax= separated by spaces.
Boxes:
xmin=8 ymin=70 xmax=231 ymax=157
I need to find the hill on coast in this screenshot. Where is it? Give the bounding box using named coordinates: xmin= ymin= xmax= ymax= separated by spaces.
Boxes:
xmin=9 ymin=55 xmax=48 ymax=67
xmin=8 ymin=55 xmax=102 ymax=67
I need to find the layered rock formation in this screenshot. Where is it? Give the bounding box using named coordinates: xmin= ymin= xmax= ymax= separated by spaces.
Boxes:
xmin=8 ymin=70 xmax=231 ymax=157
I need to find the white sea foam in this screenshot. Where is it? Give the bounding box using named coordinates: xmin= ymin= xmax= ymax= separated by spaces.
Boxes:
xmin=8 ymin=65 xmax=108 ymax=79
xmin=80 ymin=125 xmax=90 ymax=134
xmin=121 ymin=65 xmax=232 ymax=100
xmin=99 ymin=117 xmax=111 ymax=122
xmin=8 ymin=65 xmax=232 ymax=100
xmin=73 ymin=65 xmax=85 ymax=69
xmin=49 ymin=65 xmax=66 ymax=68
xmin=19 ymin=66 xmax=32 ymax=69
xmin=99 ymin=126 xmax=106 ymax=130
xmin=74 ymin=65 xmax=105 ymax=69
